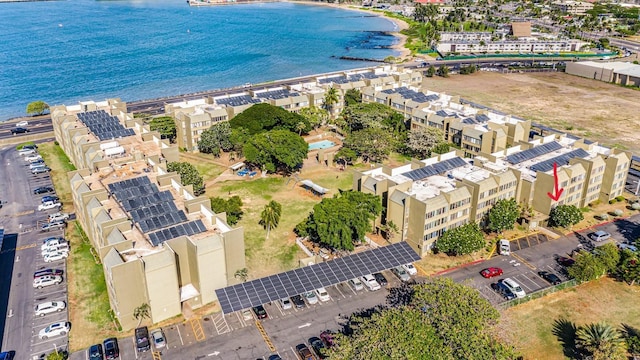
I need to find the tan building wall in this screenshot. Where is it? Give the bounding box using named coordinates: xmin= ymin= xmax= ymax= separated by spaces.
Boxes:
xmin=566 ymin=62 xmax=615 ymax=82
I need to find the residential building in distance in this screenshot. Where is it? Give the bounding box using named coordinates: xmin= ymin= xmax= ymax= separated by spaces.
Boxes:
xmin=354 ymin=134 xmax=630 ymax=257
xmin=566 ymin=61 xmax=640 ymax=86
xmin=51 ymin=100 xmax=246 ymax=330
xmin=553 ymin=0 xmax=594 ymax=15
xmin=436 ymin=39 xmax=588 ymax=54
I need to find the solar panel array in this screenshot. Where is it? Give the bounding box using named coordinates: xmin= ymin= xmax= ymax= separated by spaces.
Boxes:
xmin=77 ymin=110 xmax=135 ymax=141
xmin=216 ymin=95 xmax=261 ymax=107
xmin=530 ymin=148 xmax=590 ymax=173
xmin=256 ymin=89 xmax=300 ymax=100
xmin=215 ymin=241 xmax=420 ymax=314
xmin=318 ymin=76 xmax=349 ymax=84
xmin=381 ymin=87 xmax=438 ymax=103
xmin=107 ymin=176 xmax=207 ymax=244
xmin=402 ymin=157 xmax=467 ymax=181
xmin=505 ymin=141 xmax=563 ymax=165
xmin=148 ymin=220 xmax=207 ymax=246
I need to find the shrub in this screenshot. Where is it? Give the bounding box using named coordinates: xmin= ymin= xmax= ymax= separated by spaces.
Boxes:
xmin=609 ymin=199 xmax=617 ymax=204
xmin=615 ymin=195 xmax=625 ymax=202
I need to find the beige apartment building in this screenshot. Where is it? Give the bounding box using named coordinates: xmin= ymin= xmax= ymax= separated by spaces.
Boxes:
xmin=51 ymin=100 xmax=246 ymax=330
xmin=553 ymin=0 xmax=594 ymax=15
xmin=354 ymin=135 xmax=630 ymax=257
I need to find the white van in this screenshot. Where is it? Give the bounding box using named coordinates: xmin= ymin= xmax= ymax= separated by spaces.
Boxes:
xmin=499 ymin=239 xmax=511 ymax=255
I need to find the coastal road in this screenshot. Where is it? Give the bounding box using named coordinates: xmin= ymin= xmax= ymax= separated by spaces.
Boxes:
xmin=0 ymin=116 xmax=54 ymax=141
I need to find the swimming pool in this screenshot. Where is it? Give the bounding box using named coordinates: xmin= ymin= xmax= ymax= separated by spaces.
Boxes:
xmin=308 ymin=140 xmax=336 ymax=150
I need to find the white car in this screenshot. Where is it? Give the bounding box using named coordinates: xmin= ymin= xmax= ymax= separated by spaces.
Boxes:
xmin=500 ymin=278 xmax=526 ymax=298
xmin=349 ymin=278 xmax=364 ymax=291
xmin=35 ymin=301 xmax=66 ymax=317
xmin=42 ymin=243 xmax=69 ymax=255
xmin=43 ymin=251 xmax=69 ymax=263
xmin=38 ymin=201 xmax=61 ymax=211
xmin=39 ymin=321 xmax=70 ymax=339
xmin=402 ymin=263 xmax=418 ymax=276
xmin=16 ymin=121 xmax=29 ymax=127
xmin=18 ymin=148 xmax=36 ymax=156
xmin=279 ymin=297 xmax=292 ymax=310
xmin=42 ymin=236 xmax=65 ymax=247
xmin=315 ymin=287 xmax=330 ymax=302
xmin=33 ymin=275 xmax=62 ymax=289
xmin=361 ymin=274 xmax=381 ymax=291
xmin=303 ymin=291 xmax=318 ymax=305
xmin=48 ymin=212 xmax=70 ymax=222
xmin=24 ymin=154 xmax=42 ymax=162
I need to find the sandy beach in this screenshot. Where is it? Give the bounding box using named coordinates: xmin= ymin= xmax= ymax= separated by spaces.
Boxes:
xmin=292 ymin=0 xmax=412 ymax=61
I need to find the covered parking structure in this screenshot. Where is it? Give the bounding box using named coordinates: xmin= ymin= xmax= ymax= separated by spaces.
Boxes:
xmin=215 ymin=242 xmax=420 ymax=314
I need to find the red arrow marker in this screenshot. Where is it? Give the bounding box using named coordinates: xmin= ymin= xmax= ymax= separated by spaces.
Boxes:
xmin=547 ymin=162 xmax=564 ymax=201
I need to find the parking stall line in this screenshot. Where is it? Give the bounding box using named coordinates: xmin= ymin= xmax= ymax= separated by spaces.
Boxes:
xmin=513 ymin=275 xmax=534 ymax=292
xmin=131 ymin=336 xmax=139 ymax=359
xmin=333 ymin=285 xmax=346 ymax=299
xmin=522 ymin=273 xmax=544 ymax=289
xmin=34 ymin=288 xmax=67 ymax=299
xmin=175 ymin=324 xmax=184 ymax=346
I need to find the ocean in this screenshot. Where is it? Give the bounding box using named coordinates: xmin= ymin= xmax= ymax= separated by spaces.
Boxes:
xmin=0 ymin=0 xmax=400 ymax=119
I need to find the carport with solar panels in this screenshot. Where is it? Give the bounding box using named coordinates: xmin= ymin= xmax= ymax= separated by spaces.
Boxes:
xmin=215 ymin=242 xmax=420 ymax=314
xmin=107 ymin=176 xmax=207 ymax=246
xmin=77 ymin=110 xmax=136 ymax=141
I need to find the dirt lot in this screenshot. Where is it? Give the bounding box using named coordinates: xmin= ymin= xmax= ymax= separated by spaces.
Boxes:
xmin=423 ymin=72 xmax=640 ymax=152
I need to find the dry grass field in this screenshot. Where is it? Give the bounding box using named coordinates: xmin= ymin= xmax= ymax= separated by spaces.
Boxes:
xmin=499 ymin=277 xmax=640 ymax=359
xmin=424 ymin=72 xmax=640 ymax=152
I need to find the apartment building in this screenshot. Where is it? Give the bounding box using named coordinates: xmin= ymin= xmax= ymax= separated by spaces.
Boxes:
xmin=436 ymin=39 xmax=588 ymax=54
xmin=362 ymin=86 xmax=531 ymax=158
xmin=353 ymin=134 xmax=630 ymax=257
xmin=51 ymin=101 xmax=246 ymax=330
xmin=163 ymin=65 xmax=423 ymax=151
xmin=553 ymin=0 xmax=594 ymax=15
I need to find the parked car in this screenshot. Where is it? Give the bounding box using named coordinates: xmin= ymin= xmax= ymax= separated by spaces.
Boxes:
xmin=295 ymin=344 xmax=316 ymax=360
xmin=480 ymin=267 xmax=504 ymax=279
xmin=17 ymin=148 xmax=35 ymax=156
xmin=22 ymin=144 xmax=37 ymax=150
xmin=103 ymin=338 xmax=119 ymax=360
xmin=315 ymin=287 xmax=330 ymax=302
xmin=150 ymin=328 xmax=166 ymax=350
xmin=348 ymin=278 xmax=364 ymax=291
xmin=556 ymin=255 xmax=575 ymax=267
xmin=48 ymin=212 xmax=69 ymax=223
xmin=304 ymin=291 xmax=319 ymax=305
xmin=33 ymin=268 xmax=63 ymax=279
xmin=618 ymin=242 xmax=638 ymax=252
xmin=33 ymin=186 xmax=54 ymax=194
xmin=392 ymin=266 xmax=411 ymax=282
xmin=373 ymin=272 xmax=388 ymax=286
xmin=87 ymin=344 xmax=104 ymax=360
xmin=42 ymin=195 xmax=60 ymax=203
xmin=42 ymin=236 xmax=65 ymax=247
xmin=538 ymin=271 xmax=562 ymax=285
xmin=252 ymin=305 xmax=267 ymax=319
xmin=308 ymin=336 xmax=326 ymax=359
xmin=589 ymin=230 xmax=611 ymax=242
xmin=291 ymin=295 xmax=306 ymax=309
xmin=135 ymin=326 xmax=150 ymax=352
xmin=499 ymin=278 xmax=526 ymax=298
xmin=402 ymin=263 xmax=418 ymax=276
xmin=11 ymin=127 xmax=30 ymax=135
xmin=279 ymin=297 xmax=292 ymax=310
xmin=39 ymin=321 xmax=70 ymax=339
xmin=361 ymin=274 xmax=381 ymax=291
xmin=38 ymin=201 xmax=61 ymax=211
xmin=35 ymin=301 xmax=66 ymax=317
xmin=33 ymin=275 xmax=62 ymax=289
xmin=267 ymin=355 xmax=282 ymax=360
xmin=16 ymin=121 xmax=29 ymax=127
xmin=41 ymin=221 xmax=67 ymax=232
xmin=43 ymin=251 xmax=69 ymax=263
xmin=24 ymin=154 xmax=43 ymax=162
xmin=320 ymin=330 xmax=336 ymax=348
xmin=32 ymin=166 xmax=51 ymax=174
xmin=498 ymin=239 xmax=511 ymax=255
xmin=490 ymin=282 xmax=517 ymax=300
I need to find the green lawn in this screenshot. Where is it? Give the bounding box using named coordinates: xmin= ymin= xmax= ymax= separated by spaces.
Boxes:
xmin=37 ymin=143 xmax=76 ymax=213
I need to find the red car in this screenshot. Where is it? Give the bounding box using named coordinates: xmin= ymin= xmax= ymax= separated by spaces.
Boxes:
xmin=480 ymin=267 xmax=503 ymax=278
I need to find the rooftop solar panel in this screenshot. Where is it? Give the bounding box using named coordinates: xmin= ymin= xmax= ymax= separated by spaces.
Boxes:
xmin=77 ymin=110 xmax=135 ymax=141
xmin=401 ymin=157 xmax=468 ymax=181
xmin=215 ymin=242 xmax=420 ymax=314
xmin=505 ymin=142 xmax=563 ymax=165
xmin=529 ymin=148 xmax=590 ymax=173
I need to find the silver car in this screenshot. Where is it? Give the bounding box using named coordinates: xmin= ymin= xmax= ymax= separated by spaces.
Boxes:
xmin=392 ymin=266 xmax=411 ymax=282
xmin=150 ymin=328 xmax=166 ymax=350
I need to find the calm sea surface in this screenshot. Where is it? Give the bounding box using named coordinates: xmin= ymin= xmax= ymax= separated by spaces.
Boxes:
xmin=0 ymin=0 xmax=399 ymax=119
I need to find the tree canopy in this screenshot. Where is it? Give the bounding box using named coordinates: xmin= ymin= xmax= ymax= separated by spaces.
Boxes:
xmin=26 ymin=100 xmax=50 ymax=115
xmin=243 ymin=130 xmax=308 ymax=174
xmin=340 ymin=102 xmax=405 ymax=133
xmin=436 ymin=222 xmax=485 ymax=255
xmin=618 ymin=249 xmax=640 ymax=285
xmin=487 ymin=198 xmax=520 ymax=233
xmin=210 ymin=195 xmax=243 ymax=226
xmin=167 ymin=161 xmax=204 ymax=195
xmin=344 ymin=88 xmax=362 ymax=107
xmin=198 ymin=121 xmax=233 ymax=156
xmin=297 ymin=191 xmax=382 ymax=251
xmin=342 ymin=127 xmax=394 ymax=163
xmin=549 ymin=205 xmax=584 ymax=228
xmin=406 ymin=126 xmax=445 ymax=159
xmin=328 ymin=278 xmax=518 ymax=360
xmin=149 ymin=116 xmax=177 ymax=143
xmin=229 ymin=103 xmax=310 ymax=135
xmin=299 ymin=106 xmax=328 ymax=131
xmin=568 ymin=251 xmax=607 ymax=282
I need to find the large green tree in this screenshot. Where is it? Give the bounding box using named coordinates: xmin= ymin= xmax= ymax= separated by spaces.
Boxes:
xmin=575 ymin=322 xmax=627 ymax=360
xmin=210 ymin=195 xmax=243 ymax=226
xmin=167 ymin=161 xmax=204 ymax=195
xmin=340 ymin=102 xmax=404 ymax=133
xmin=198 ymin=122 xmax=233 ymax=156
xmin=436 ymin=222 xmax=485 ymax=256
xmin=259 ymin=200 xmax=282 ymax=239
xmin=549 ymin=204 xmax=584 ymax=228
xmin=593 ymin=243 xmax=620 ymax=274
xmin=568 ymin=251 xmax=607 ymax=282
xmin=26 ymin=100 xmax=50 ymax=115
xmin=298 ymin=191 xmax=382 ymax=251
xmin=149 ymin=116 xmax=177 ymax=143
xmin=487 ymin=198 xmax=520 ymax=233
xmin=243 ymin=130 xmax=308 ymax=174
xmin=229 ymin=103 xmax=310 ymax=135
xmin=343 ymin=127 xmax=394 ymax=163
xmin=406 ymin=126 xmax=445 ymax=159
xmin=328 ymin=278 xmax=518 ymax=360
xmin=618 ymin=249 xmax=640 ymax=285
xmin=299 ymin=106 xmax=328 ymax=131
xmin=343 ymin=88 xmax=362 ymax=107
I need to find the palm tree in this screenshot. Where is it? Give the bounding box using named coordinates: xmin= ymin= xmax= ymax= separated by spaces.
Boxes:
xmin=323 ymin=87 xmax=339 ymax=117
xmin=296 ymin=121 xmax=306 ymax=136
xmin=133 ymin=303 xmax=150 ymax=327
xmin=259 ymin=200 xmax=282 ymax=239
xmin=576 ymin=322 xmax=627 ymax=360
xmin=234 ymin=268 xmax=248 ymax=282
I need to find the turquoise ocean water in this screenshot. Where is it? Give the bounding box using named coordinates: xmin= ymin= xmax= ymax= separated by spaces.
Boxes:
xmin=0 ymin=0 xmax=399 ymax=119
